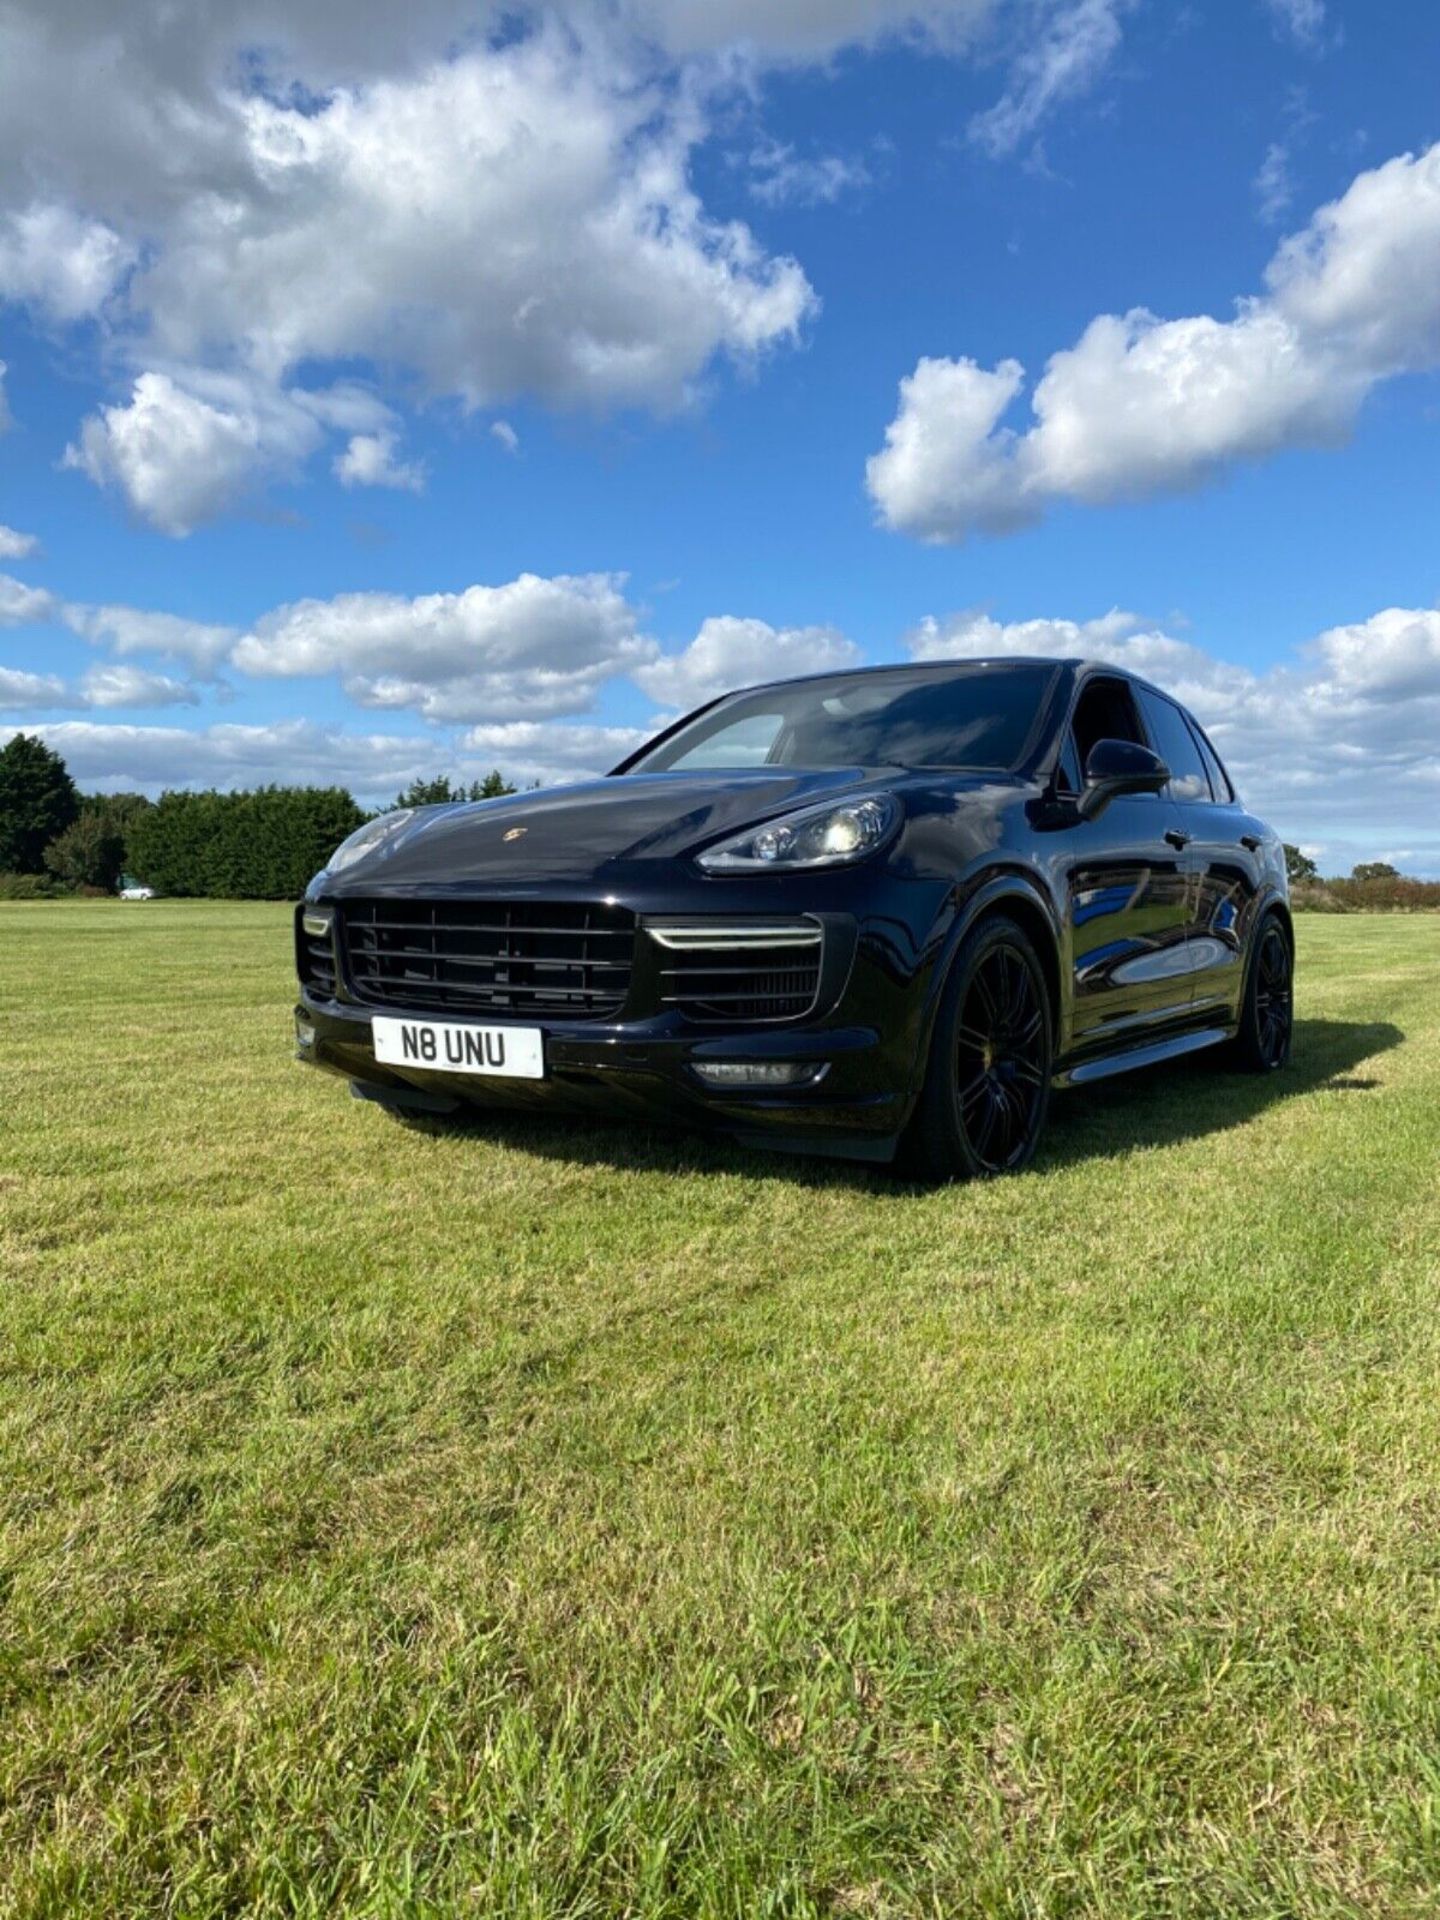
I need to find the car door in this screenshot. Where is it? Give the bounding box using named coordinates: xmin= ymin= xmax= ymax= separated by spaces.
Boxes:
xmin=1171 ymin=703 xmax=1266 ymax=1024
xmin=1055 ymin=675 xmax=1196 ymax=1056
xmin=1133 ymin=687 xmax=1266 ymax=1024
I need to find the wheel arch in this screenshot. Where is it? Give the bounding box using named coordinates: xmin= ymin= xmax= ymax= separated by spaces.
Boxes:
xmin=907 ymin=872 xmax=1064 ymax=1098
xmin=1247 ymin=886 xmax=1295 ymax=981
xmin=1265 ymin=893 xmax=1295 ymax=956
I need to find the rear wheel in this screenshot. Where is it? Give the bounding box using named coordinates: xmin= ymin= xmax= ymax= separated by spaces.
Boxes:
xmin=1228 ymin=913 xmax=1294 ymax=1072
xmin=903 ymin=915 xmax=1054 ymax=1183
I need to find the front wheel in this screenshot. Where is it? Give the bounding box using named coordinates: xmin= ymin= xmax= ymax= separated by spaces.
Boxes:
xmin=902 ymin=915 xmax=1054 ymax=1183
xmin=1227 ymin=913 xmax=1294 ymax=1072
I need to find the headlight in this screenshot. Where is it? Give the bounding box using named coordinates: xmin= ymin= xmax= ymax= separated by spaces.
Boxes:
xmin=696 ymin=794 xmax=900 ymax=874
xmin=324 ymin=808 xmax=416 ymax=877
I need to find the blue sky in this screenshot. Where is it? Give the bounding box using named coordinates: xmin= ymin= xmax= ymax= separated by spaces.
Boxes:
xmin=1 ymin=0 xmax=1438 ymax=869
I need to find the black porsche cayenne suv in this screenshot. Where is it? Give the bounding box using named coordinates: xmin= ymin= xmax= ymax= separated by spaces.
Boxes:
xmin=295 ymin=657 xmax=1294 ymax=1179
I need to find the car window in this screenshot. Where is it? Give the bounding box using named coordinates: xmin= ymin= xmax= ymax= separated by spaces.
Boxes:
xmin=629 ymin=664 xmax=1056 ymax=774
xmin=1188 ymin=717 xmax=1234 ymax=803
xmin=1071 ymin=676 xmax=1148 ymax=769
xmin=1137 ymin=689 xmax=1210 ymax=803
xmin=666 ymin=711 xmax=785 ymax=770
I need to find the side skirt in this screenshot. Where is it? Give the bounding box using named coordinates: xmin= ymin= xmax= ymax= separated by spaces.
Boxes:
xmin=1053 ymin=1024 xmax=1233 ymax=1090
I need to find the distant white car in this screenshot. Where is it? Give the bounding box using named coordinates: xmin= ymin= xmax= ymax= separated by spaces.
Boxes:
xmin=119 ymin=886 xmax=156 ymax=901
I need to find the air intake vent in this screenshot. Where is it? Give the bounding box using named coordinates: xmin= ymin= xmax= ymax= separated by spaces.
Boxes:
xmin=340 ymin=900 xmax=634 ymax=1020
xmin=649 ymin=920 xmax=824 ymax=1024
xmin=298 ymin=910 xmax=338 ymax=1000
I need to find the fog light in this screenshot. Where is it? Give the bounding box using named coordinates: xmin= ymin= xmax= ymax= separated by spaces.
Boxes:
xmin=693 ymin=1061 xmax=829 ymax=1090
xmin=295 ymin=1015 xmax=317 ymax=1049
xmin=302 ymin=910 xmax=333 ymax=938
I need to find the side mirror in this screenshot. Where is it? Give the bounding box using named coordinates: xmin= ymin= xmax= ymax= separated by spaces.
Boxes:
xmin=1077 ymin=739 xmax=1169 ymax=820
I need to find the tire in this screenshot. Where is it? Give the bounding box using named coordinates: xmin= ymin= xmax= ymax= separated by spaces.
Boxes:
xmin=1226 ymin=912 xmax=1294 ymax=1073
xmin=902 ymin=914 xmax=1054 ymax=1183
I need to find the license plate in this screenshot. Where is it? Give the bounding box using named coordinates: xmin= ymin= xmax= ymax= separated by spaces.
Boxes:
xmin=371 ymin=1016 xmax=545 ymax=1080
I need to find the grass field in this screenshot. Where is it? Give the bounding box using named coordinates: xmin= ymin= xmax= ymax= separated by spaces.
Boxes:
xmin=2 ymin=904 xmax=1439 ymax=1919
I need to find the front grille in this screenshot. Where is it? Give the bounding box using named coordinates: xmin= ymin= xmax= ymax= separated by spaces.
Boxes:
xmin=652 ymin=922 xmax=824 ymax=1024
xmin=298 ymin=913 xmax=338 ymax=999
xmin=340 ymin=900 xmax=635 ymax=1020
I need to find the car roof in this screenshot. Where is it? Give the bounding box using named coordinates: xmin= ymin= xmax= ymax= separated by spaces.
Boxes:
xmin=700 ymin=656 xmax=1209 ymax=746
xmin=721 ymin=655 xmax=1088 ymax=701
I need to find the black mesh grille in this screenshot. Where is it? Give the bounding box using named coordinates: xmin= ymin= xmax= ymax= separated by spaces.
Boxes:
xmin=340 ymin=900 xmax=635 ymax=1020
xmin=661 ymin=940 xmax=822 ymax=1023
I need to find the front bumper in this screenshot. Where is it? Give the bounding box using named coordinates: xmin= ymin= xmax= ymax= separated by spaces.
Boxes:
xmin=294 ymin=896 xmax=938 ymax=1162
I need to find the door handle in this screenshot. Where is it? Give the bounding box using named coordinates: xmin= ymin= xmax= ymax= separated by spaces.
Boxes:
xmin=1240 ymin=834 xmax=1262 ymax=853
xmin=1164 ymin=828 xmax=1192 ymax=851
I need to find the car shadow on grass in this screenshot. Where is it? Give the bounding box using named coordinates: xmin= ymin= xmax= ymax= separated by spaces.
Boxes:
xmin=385 ymin=1016 xmax=1402 ymax=1192
xmin=1036 ymin=1015 xmax=1403 ymax=1173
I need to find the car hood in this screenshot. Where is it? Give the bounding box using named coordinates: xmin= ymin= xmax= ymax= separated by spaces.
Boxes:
xmin=328 ymin=768 xmax=905 ymax=889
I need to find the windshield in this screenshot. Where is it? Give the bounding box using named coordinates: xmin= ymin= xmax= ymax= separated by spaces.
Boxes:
xmin=626 ymin=664 xmax=1057 ymax=775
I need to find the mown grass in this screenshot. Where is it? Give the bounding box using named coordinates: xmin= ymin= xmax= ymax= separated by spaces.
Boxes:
xmin=2 ymin=903 xmax=1438 ymax=1918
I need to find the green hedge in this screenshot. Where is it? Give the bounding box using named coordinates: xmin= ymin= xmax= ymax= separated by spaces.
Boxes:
xmin=126 ymin=788 xmax=367 ymax=900
xmin=1293 ymin=876 xmax=1440 ymax=913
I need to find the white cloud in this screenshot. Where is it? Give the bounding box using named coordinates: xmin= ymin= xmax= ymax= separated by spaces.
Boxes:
xmin=1309 ymin=606 xmax=1440 ymax=702
xmin=14 ymin=26 xmax=814 ymax=433
xmin=907 ymin=606 xmax=1165 ymax=664
xmin=145 ymin=38 xmax=814 ymax=409
xmin=865 ymin=356 xmax=1034 ymax=541
xmin=0 ymin=0 xmax=999 ymax=115
xmin=460 ymin=720 xmax=651 ymax=784
xmin=0 ymin=0 xmax=1157 ymax=529
xmin=63 ymin=371 xmax=325 ymax=536
xmin=632 ymin=614 xmax=864 ymax=711
xmin=0 ymin=666 xmax=67 ymax=708
xmin=62 ymin=374 xmax=399 ymax=533
xmin=969 ymin=0 xmax=1127 ymax=158
xmin=0 ymin=572 xmax=56 ymax=625
xmin=869 ymin=141 xmax=1440 ymax=542
xmin=0 ymin=203 xmax=135 ymax=322
xmin=1265 ymin=0 xmax=1327 ymax=53
xmin=490 ymin=420 xmax=520 ymax=455
xmin=58 ymin=576 xmax=857 ymax=741
xmin=0 ymin=8 xmax=835 ymax=528
xmin=0 ymin=524 xmax=39 ymax=560
xmin=1254 ymin=141 xmax=1294 ymax=225
xmin=77 ymin=664 xmax=202 ymax=709
xmin=0 ymin=661 xmax=200 ymax=712
xmin=64 ymin=603 xmax=240 ymax=675
xmin=903 ymin=604 xmax=1440 ymax=871
xmin=333 ymin=431 xmax=426 ymax=493
xmin=747 ymin=140 xmax=872 ymax=208
xmin=24 ymin=719 xmax=448 ymax=801
xmin=232 ymin=571 xmax=655 ymax=723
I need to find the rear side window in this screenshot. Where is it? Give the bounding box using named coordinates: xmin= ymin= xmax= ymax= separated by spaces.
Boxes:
xmin=1187 ymin=717 xmax=1234 ymax=803
xmin=1136 ymin=689 xmax=1210 ymax=804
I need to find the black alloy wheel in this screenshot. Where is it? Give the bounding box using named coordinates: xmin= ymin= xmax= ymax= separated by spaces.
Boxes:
xmin=1229 ymin=914 xmax=1294 ymax=1073
xmin=905 ymin=915 xmax=1054 ymax=1182
xmin=955 ymin=945 xmax=1050 ymax=1172
xmin=1254 ymin=923 xmax=1294 ymax=1068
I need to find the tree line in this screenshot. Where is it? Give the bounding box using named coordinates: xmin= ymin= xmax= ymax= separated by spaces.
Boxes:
xmin=0 ymin=733 xmax=515 ymax=900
